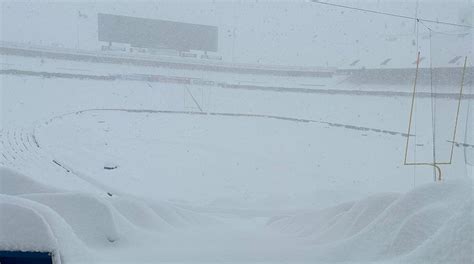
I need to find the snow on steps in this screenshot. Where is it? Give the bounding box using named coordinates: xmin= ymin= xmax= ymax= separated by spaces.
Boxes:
xmin=267 ymin=179 xmax=473 ymax=263
xmin=0 ymin=128 xmax=103 ymax=193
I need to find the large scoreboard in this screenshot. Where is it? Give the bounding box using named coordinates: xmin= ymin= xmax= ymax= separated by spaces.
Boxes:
xmin=98 ymin=13 xmax=218 ymax=52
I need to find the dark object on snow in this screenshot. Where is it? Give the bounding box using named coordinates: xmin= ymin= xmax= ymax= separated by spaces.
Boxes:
xmin=52 ymin=160 xmax=70 ymax=173
xmin=107 ymin=192 xmax=113 ymax=197
xmin=104 ymin=165 xmax=118 ymax=170
xmin=349 ymin=59 xmax=360 ymax=66
xmin=380 ymin=58 xmax=391 ymax=66
xmin=0 ymin=251 xmax=54 ymax=264
xmin=449 ymin=56 xmax=462 ymax=64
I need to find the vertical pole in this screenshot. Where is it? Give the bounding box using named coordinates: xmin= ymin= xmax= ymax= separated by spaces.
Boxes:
xmin=429 ymin=29 xmax=437 ymax=182
xmin=449 ymin=56 xmax=468 ymax=164
xmin=405 ymin=51 xmax=421 ymax=165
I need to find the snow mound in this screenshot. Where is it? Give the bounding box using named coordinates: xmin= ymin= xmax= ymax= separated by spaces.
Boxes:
xmin=0 ymin=167 xmax=59 ymax=195
xmin=0 ymin=201 xmax=57 ymax=252
xmin=267 ymin=201 xmax=355 ymax=237
xmin=0 ymin=166 xmax=220 ymax=262
xmin=268 ymin=178 xmax=473 ymax=263
xmin=149 ymin=202 xmax=219 ymax=228
xmin=0 ymin=194 xmax=89 ymax=263
xmin=22 ymin=193 xmax=123 ymax=247
xmin=405 ymin=200 xmax=473 ymax=264
xmin=111 ymin=196 xmax=173 ymax=230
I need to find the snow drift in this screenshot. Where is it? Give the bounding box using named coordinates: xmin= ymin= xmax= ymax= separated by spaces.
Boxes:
xmin=268 ymin=178 xmax=473 ymax=263
xmin=2 ymin=165 xmax=472 ymax=263
xmin=0 ymin=166 xmax=220 ymax=263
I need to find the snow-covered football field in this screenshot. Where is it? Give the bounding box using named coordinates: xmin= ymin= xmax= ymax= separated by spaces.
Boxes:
xmin=1 ymin=73 xmax=473 ymax=263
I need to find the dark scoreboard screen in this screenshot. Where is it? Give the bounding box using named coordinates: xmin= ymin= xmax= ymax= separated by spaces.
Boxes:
xmin=98 ymin=13 xmax=218 ymax=52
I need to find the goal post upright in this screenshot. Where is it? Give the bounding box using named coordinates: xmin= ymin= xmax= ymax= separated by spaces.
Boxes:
xmin=403 ymin=52 xmax=468 ymax=182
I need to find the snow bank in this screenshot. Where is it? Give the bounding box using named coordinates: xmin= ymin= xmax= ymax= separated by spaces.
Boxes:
xmin=0 ymin=167 xmax=59 ymax=195
xmin=0 ymin=194 xmax=89 ymax=263
xmin=268 ymin=178 xmax=473 ymax=263
xmin=405 ymin=200 xmax=473 ymax=264
xmin=111 ymin=196 xmax=172 ymax=230
xmin=0 ymin=201 xmax=57 ymax=252
xmin=0 ymin=166 xmax=222 ymax=262
xmin=22 ymin=193 xmax=123 ymax=247
xmin=148 ymin=201 xmax=219 ymax=228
